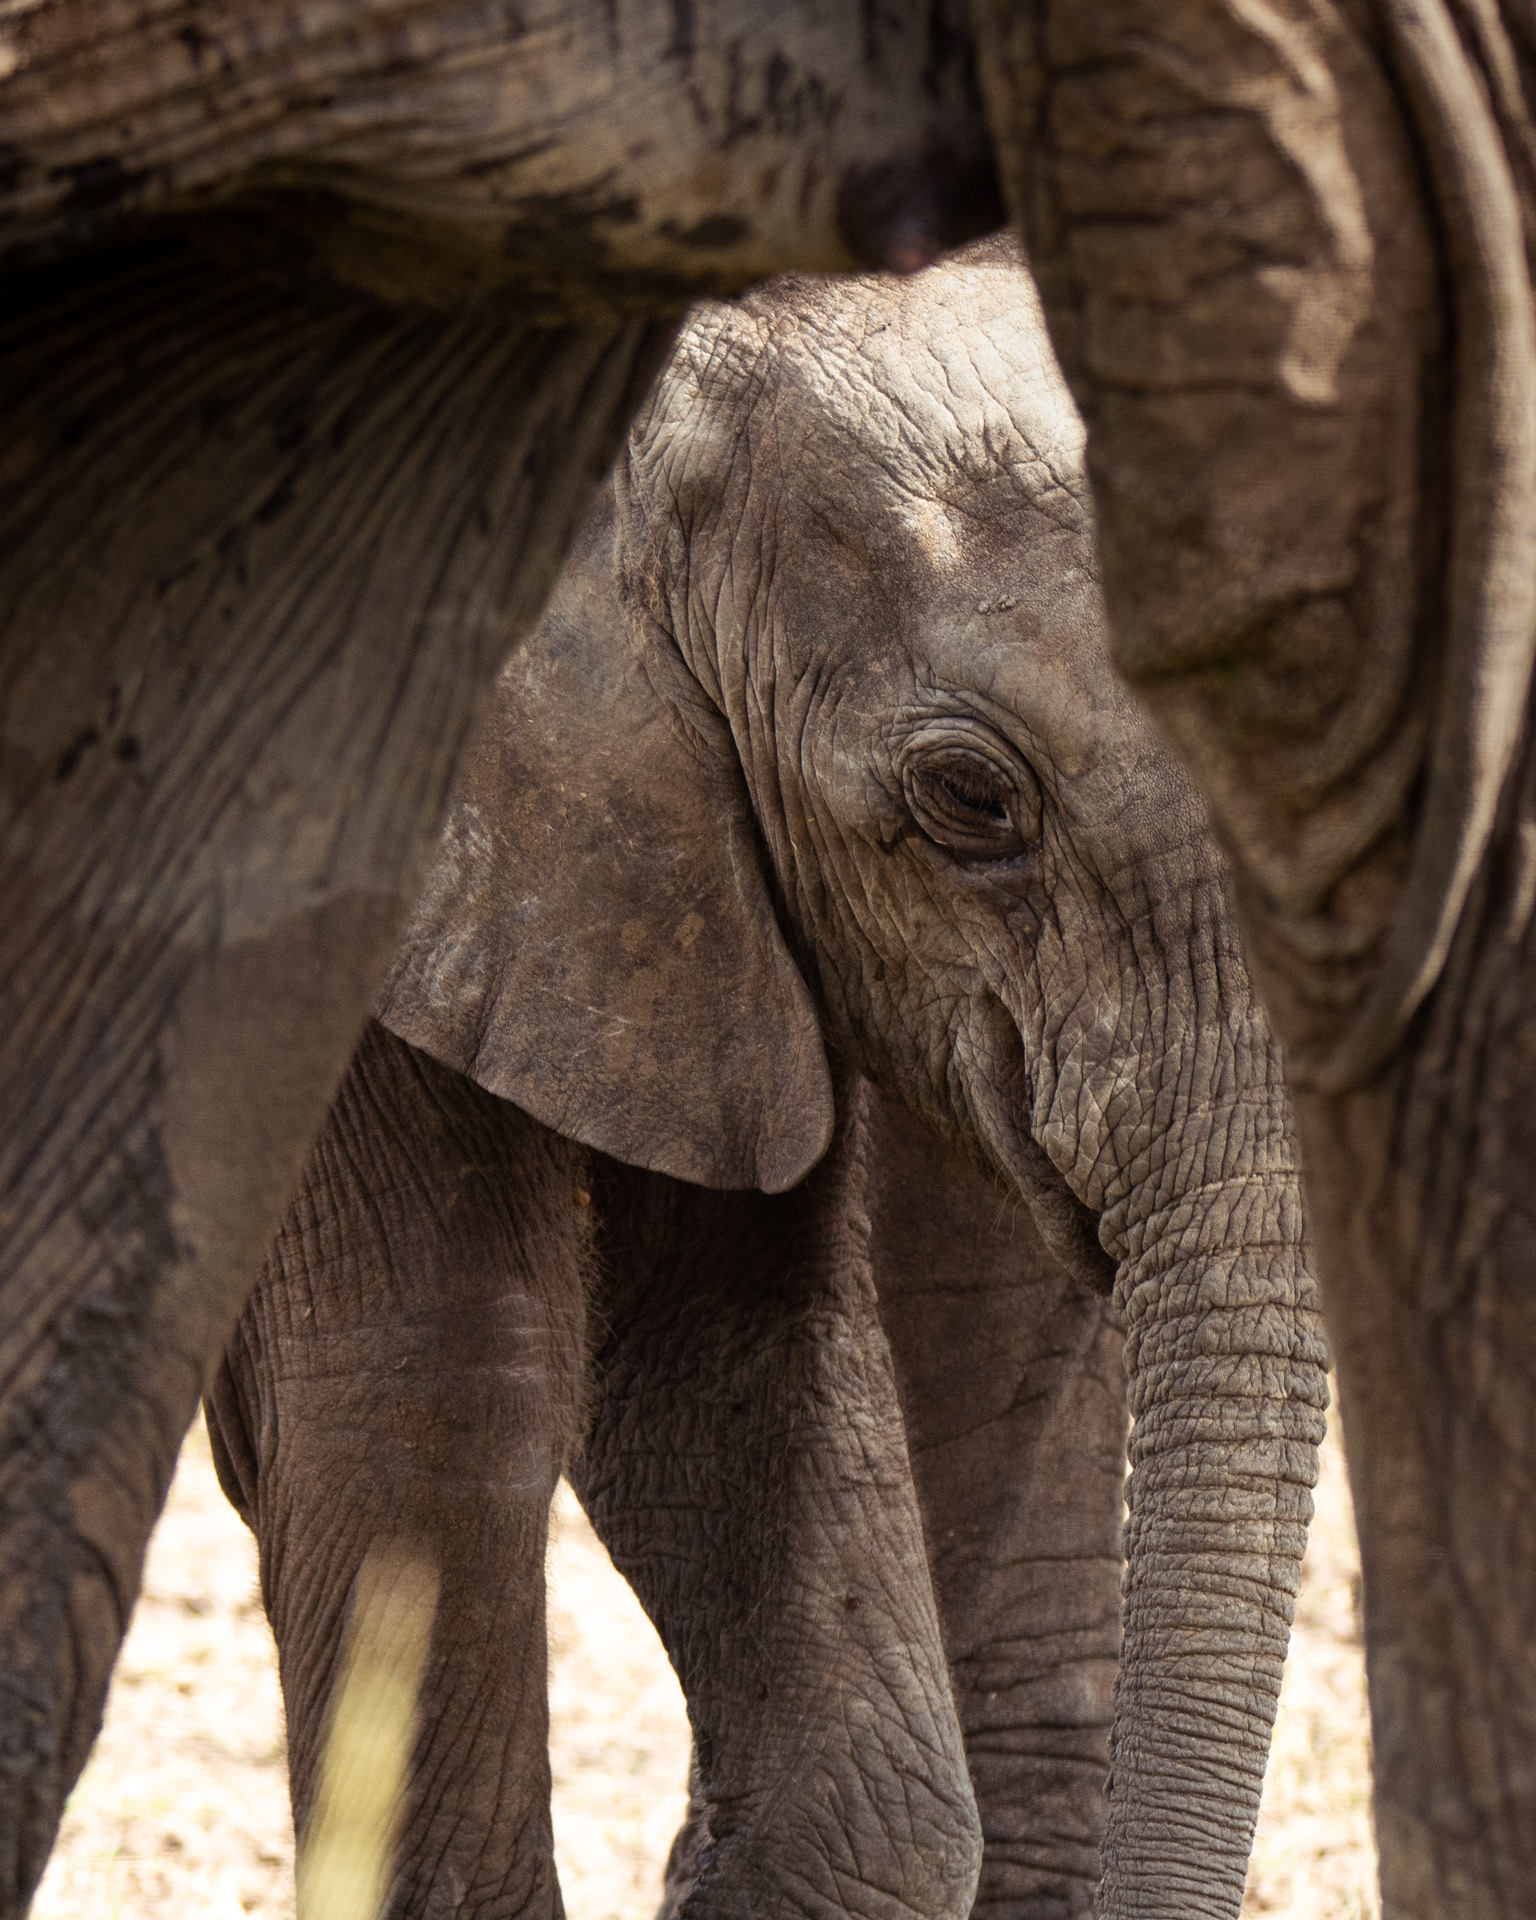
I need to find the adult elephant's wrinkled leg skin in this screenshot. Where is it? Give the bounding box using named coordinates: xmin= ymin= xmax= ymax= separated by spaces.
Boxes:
xmin=0 ymin=242 xmax=674 ymax=1910
xmin=207 ymin=1020 xmax=591 ymax=1919
xmin=573 ymin=1087 xmax=982 ymax=1920
xmin=1289 ymin=781 xmax=1536 ymax=1920
xmin=860 ymin=1086 xmax=1125 ymax=1920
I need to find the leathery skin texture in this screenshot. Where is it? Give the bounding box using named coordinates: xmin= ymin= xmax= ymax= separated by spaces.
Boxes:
xmin=209 ymin=1026 xmax=982 ymax=1920
xmin=219 ymin=245 xmax=1325 ymax=1919
xmin=0 ymin=7 xmax=1003 ymax=1903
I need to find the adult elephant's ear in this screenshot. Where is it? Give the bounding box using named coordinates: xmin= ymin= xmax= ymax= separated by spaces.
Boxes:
xmin=376 ymin=483 xmax=834 ymax=1194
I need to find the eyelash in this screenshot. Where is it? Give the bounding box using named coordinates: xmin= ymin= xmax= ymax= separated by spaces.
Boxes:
xmin=901 ymin=746 xmax=1040 ymax=859
xmin=932 ymin=767 xmax=1009 ymax=820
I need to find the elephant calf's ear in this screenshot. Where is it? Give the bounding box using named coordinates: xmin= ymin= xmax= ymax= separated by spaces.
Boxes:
xmin=376 ymin=486 xmax=834 ymax=1194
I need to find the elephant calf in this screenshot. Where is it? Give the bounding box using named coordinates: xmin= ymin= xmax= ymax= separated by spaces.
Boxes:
xmin=209 ymin=244 xmax=1329 ymax=1920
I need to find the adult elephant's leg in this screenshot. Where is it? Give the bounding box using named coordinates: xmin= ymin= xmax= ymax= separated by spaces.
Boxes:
xmin=573 ymin=1086 xmax=982 ymax=1920
xmin=860 ymin=1085 xmax=1126 ymax=1920
xmin=1289 ymin=804 xmax=1536 ymax=1920
xmin=0 ymin=241 xmax=673 ymax=1907
xmin=206 ymin=1020 xmax=592 ymax=1916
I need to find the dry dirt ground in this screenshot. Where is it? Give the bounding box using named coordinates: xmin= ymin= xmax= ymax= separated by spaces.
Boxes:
xmin=31 ymin=1405 xmax=1375 ymax=1920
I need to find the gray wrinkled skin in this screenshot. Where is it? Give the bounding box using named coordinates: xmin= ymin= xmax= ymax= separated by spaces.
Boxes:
xmin=976 ymin=7 xmax=1536 ymax=1912
xmin=212 ymin=1028 xmax=983 ymax=1920
xmin=0 ymin=7 xmax=1002 ymax=1906
xmin=377 ymin=246 xmax=1328 ymax=1920
xmin=0 ymin=1 xmax=1001 ymax=302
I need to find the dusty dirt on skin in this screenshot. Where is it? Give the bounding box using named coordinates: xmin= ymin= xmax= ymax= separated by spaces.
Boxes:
xmin=32 ymin=1406 xmax=1375 ymax=1920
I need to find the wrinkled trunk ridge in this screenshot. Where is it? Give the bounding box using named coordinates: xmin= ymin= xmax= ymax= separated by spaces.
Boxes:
xmin=1105 ymin=1163 xmax=1327 ymax=1915
xmin=1088 ymin=959 xmax=1329 ymax=1916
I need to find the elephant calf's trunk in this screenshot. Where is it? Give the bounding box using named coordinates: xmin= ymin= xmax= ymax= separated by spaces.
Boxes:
xmin=1100 ymin=1168 xmax=1329 ymax=1919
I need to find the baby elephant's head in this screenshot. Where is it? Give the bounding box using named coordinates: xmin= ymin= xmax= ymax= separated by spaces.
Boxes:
xmin=384 ymin=243 xmax=1293 ymax=1299
xmin=382 ymin=245 xmax=1329 ymax=1920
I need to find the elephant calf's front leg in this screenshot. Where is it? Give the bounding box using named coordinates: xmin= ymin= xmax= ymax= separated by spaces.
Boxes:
xmin=207 ymin=1020 xmax=591 ymax=1919
xmin=574 ymin=1085 xmax=982 ymax=1920
xmin=862 ymin=1086 xmax=1126 ymax=1920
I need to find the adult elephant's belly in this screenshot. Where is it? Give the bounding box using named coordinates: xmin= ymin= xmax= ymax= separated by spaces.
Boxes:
xmin=0 ymin=238 xmax=683 ymax=1913
xmin=0 ymin=0 xmax=1002 ymax=301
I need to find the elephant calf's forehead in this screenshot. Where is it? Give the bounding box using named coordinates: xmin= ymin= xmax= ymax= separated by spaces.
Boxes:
xmin=737 ymin=264 xmax=1090 ymax=519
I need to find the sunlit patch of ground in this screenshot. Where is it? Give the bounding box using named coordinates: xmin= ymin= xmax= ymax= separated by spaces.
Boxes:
xmin=34 ymin=1406 xmax=1374 ymax=1919
xmin=1241 ymin=1411 xmax=1379 ymax=1919
xmin=29 ymin=1418 xmax=292 ymax=1920
xmin=545 ymin=1484 xmax=691 ymax=1918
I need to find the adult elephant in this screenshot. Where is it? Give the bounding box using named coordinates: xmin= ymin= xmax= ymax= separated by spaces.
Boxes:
xmin=210 ymin=252 xmax=1327 ymax=1918
xmin=0 ymin=5 xmax=1003 ymax=1907
xmin=973 ymin=3 xmax=1536 ymax=1915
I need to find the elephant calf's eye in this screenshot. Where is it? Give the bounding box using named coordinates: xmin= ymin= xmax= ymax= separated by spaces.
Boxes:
xmin=901 ymin=739 xmax=1041 ymax=860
